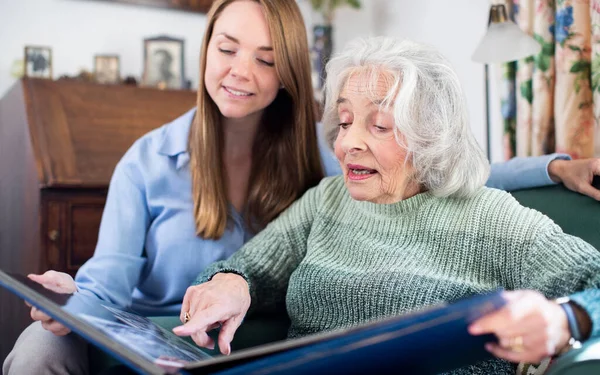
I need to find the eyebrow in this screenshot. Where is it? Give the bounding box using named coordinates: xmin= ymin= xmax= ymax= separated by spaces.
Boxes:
xmin=218 ymin=33 xmax=273 ymax=51
xmin=336 ymin=97 xmax=385 ymax=105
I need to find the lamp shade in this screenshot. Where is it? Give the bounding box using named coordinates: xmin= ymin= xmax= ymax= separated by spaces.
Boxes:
xmin=472 ymin=21 xmax=541 ymax=64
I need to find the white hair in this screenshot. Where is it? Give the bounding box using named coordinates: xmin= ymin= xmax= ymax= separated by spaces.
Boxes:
xmin=322 ymin=37 xmax=490 ymax=198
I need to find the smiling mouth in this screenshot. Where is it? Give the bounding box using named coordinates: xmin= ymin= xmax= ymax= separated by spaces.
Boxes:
xmin=223 ymin=86 xmax=253 ymax=97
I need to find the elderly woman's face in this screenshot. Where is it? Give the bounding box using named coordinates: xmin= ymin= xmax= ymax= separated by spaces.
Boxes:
xmin=334 ymin=73 xmax=419 ymax=204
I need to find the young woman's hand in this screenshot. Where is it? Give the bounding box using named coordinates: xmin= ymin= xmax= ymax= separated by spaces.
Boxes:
xmin=27 ymin=270 xmax=77 ymax=336
xmin=548 ymin=158 xmax=600 ymax=200
xmin=468 ymin=290 xmax=571 ymax=364
xmin=173 ymin=273 xmax=251 ymax=355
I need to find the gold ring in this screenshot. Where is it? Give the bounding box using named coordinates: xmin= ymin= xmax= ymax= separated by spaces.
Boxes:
xmin=509 ymin=335 xmax=524 ymax=353
xmin=184 ymin=311 xmax=191 ymax=324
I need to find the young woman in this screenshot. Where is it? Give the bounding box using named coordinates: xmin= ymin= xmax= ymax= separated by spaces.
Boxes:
xmin=4 ymin=1 xmax=324 ymax=374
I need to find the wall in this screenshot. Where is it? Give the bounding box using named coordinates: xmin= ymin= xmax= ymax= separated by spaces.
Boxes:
xmin=0 ymin=0 xmax=501 ymax=161
xmin=0 ymin=0 xmax=208 ymax=96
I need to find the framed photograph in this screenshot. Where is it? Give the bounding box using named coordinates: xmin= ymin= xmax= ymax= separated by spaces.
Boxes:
xmin=80 ymin=0 xmax=213 ymax=13
xmin=142 ymin=36 xmax=185 ymax=90
xmin=94 ymin=55 xmax=120 ymax=84
xmin=24 ymin=46 xmax=52 ymax=79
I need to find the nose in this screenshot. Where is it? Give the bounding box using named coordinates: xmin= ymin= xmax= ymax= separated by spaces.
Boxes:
xmin=230 ymin=52 xmax=252 ymax=80
xmin=339 ymin=121 xmax=367 ymax=155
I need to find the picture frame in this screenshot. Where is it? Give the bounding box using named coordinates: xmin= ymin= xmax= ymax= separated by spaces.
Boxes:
xmin=94 ymin=55 xmax=121 ymax=84
xmin=24 ymin=46 xmax=52 ymax=79
xmin=142 ymin=36 xmax=185 ymax=90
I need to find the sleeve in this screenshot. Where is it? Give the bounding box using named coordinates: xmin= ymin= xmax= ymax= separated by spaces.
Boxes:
xmin=519 ymin=222 xmax=600 ymax=338
xmin=74 ymin=153 xmax=151 ymax=308
xmin=486 ymin=153 xmax=571 ymax=191
xmin=193 ymin=182 xmax=323 ymax=313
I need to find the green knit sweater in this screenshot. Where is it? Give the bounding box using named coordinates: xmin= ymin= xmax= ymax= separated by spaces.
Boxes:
xmin=195 ymin=176 xmax=600 ymax=374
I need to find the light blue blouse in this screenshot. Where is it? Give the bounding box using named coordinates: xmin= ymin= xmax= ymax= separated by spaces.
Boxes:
xmin=75 ymin=109 xmax=570 ymax=316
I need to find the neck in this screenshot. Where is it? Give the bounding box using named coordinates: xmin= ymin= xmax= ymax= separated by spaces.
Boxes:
xmin=222 ymin=112 xmax=262 ymax=162
xmin=373 ymin=179 xmax=426 ymax=204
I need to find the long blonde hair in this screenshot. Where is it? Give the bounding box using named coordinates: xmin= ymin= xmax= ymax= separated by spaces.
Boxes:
xmin=190 ymin=0 xmax=324 ymax=239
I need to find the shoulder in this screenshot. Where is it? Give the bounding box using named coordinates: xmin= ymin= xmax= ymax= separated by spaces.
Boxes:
xmin=442 ymin=187 xmax=557 ymax=238
xmin=115 ymin=109 xmax=195 ymax=183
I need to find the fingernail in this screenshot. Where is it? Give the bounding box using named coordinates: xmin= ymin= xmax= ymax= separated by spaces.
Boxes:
xmin=172 ymin=326 xmax=184 ymax=334
xmin=208 ymin=342 xmax=215 ymax=350
xmin=469 ymin=324 xmax=480 ymax=334
xmin=484 ymin=343 xmax=493 ymax=352
xmin=226 ymin=343 xmax=231 ymax=355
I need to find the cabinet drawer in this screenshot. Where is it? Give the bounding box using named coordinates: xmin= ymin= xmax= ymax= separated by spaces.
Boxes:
xmin=42 ymin=190 xmax=106 ymax=275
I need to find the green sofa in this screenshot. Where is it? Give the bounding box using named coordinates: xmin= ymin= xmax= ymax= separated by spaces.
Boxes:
xmin=93 ymin=184 xmax=600 ymax=374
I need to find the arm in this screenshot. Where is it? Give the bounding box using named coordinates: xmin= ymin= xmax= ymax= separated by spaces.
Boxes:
xmin=175 ymin=183 xmax=323 ymax=353
xmin=521 ymin=225 xmax=600 ymax=339
xmin=193 ymin=182 xmax=323 ymax=312
xmin=74 ymin=152 xmax=151 ymax=308
xmin=469 ymin=217 xmax=600 ymax=364
xmin=486 ymin=154 xmax=570 ymax=191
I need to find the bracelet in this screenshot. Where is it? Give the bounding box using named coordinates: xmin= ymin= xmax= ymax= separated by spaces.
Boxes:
xmin=555 ymin=297 xmax=583 ymax=355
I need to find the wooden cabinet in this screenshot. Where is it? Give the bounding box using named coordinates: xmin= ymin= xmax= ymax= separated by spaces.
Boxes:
xmin=0 ymin=78 xmax=196 ymax=361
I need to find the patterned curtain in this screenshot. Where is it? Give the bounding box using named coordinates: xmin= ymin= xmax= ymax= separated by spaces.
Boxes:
xmin=501 ymin=0 xmax=596 ymax=159
xmin=592 ymin=1 xmax=600 ymax=155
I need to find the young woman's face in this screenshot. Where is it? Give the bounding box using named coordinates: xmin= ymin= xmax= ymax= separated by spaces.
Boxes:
xmin=204 ymin=0 xmax=281 ymax=120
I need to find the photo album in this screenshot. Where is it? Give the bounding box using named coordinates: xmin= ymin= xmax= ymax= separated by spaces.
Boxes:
xmin=0 ymin=269 xmax=505 ymax=375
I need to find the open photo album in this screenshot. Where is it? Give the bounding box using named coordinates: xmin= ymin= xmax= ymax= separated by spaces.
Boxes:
xmin=0 ymin=269 xmax=505 ymax=375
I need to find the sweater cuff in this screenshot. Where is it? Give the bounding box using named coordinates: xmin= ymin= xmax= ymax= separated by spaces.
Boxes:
xmin=192 ymin=267 xmax=252 ymax=291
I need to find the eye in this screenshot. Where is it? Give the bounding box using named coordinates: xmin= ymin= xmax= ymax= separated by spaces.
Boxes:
xmin=257 ymin=58 xmax=275 ymax=67
xmin=218 ymin=48 xmax=235 ymax=55
xmin=373 ymin=125 xmax=388 ymax=132
xmin=338 ymin=122 xmax=351 ymax=129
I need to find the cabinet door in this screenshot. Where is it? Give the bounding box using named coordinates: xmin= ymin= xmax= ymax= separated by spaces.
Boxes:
xmin=42 ymin=191 xmax=106 ymax=276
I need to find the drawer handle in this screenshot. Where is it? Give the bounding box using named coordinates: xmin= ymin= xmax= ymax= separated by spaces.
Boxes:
xmin=48 ymin=230 xmax=60 ymax=242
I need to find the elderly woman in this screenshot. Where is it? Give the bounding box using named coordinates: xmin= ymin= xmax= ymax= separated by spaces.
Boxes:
xmin=173 ymin=37 xmax=600 ymax=374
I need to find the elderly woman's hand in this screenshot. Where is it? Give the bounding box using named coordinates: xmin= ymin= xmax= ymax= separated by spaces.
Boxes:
xmin=468 ymin=290 xmax=570 ymax=364
xmin=173 ymin=273 xmax=251 ymax=355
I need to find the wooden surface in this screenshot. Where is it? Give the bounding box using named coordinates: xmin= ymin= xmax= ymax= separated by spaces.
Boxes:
xmin=84 ymin=0 xmax=214 ymax=13
xmin=0 ymin=78 xmax=196 ymax=362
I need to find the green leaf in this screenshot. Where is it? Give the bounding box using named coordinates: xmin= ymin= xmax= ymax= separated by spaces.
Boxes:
xmin=524 ymin=55 xmax=535 ymax=64
xmin=570 ymin=60 xmax=590 ymax=73
xmin=534 ymin=34 xmax=544 ymax=44
xmin=536 ymin=55 xmax=551 ymax=72
xmin=346 ymin=0 xmax=362 ymax=9
xmin=542 ymin=43 xmax=555 ymax=56
xmin=520 ymin=80 xmax=533 ymax=104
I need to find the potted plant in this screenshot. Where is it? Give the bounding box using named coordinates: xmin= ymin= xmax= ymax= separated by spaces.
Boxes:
xmin=310 ymin=0 xmax=361 ymax=90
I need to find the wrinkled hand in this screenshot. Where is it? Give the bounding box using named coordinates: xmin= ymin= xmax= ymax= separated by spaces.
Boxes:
xmin=27 ymin=271 xmax=77 ymax=336
xmin=549 ymin=158 xmax=600 ymax=200
xmin=468 ymin=290 xmax=570 ymax=364
xmin=173 ymin=273 xmax=250 ymax=355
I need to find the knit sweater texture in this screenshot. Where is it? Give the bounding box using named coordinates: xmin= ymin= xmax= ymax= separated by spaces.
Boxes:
xmin=195 ymin=176 xmax=600 ymax=374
